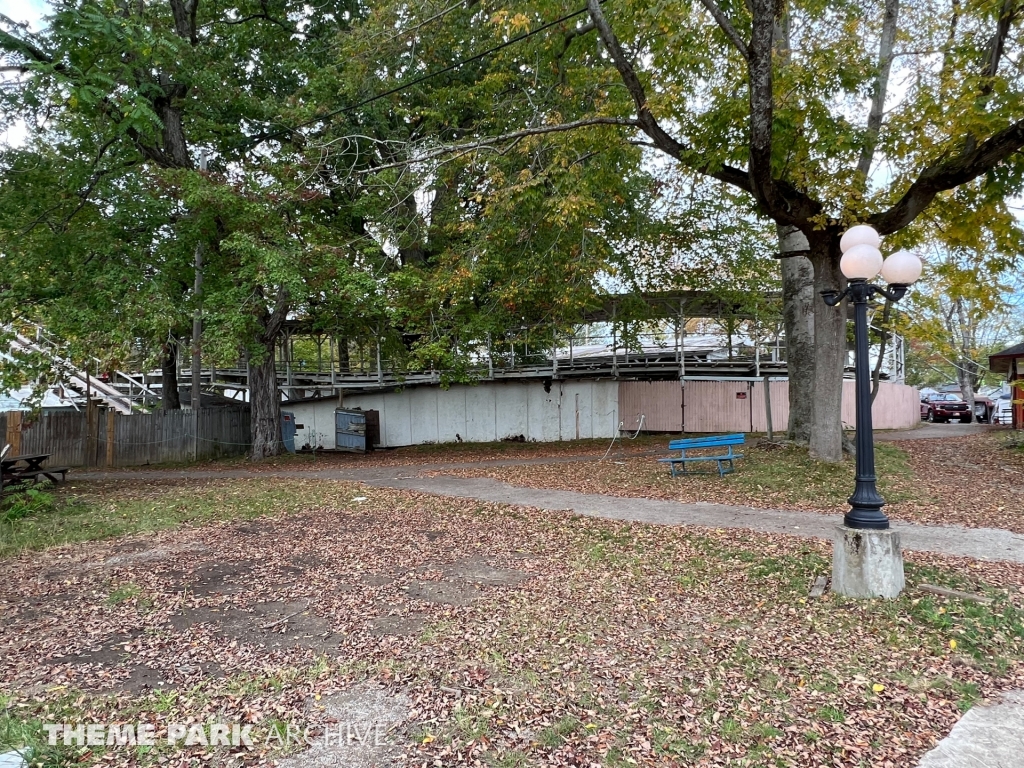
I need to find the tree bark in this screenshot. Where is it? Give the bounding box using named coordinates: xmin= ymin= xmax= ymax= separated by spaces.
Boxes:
xmin=161 ymin=342 xmax=180 ymax=409
xmin=870 ymin=298 xmax=893 ymax=403
xmin=952 ymin=296 xmax=979 ymax=413
xmin=808 ymin=236 xmax=847 ymax=463
xmin=778 ymin=225 xmax=815 ymax=443
xmin=337 ymin=337 xmax=350 ymax=372
xmin=249 ymin=286 xmax=289 ymax=459
xmin=957 ymin=367 xmax=977 ymax=415
xmin=857 ymin=0 xmax=900 ymax=178
xmin=249 ymin=342 xmax=281 ymax=459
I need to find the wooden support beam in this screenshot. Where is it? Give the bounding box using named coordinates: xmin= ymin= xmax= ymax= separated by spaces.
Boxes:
xmin=106 ymin=410 xmax=116 ymax=468
xmin=5 ymin=411 xmax=21 ymax=457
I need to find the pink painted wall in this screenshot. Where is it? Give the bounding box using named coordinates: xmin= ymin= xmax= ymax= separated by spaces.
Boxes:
xmin=618 ymin=379 xmax=920 ymax=433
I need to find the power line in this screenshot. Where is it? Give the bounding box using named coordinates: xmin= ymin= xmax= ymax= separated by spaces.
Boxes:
xmin=295 ymin=2 xmax=599 ymax=131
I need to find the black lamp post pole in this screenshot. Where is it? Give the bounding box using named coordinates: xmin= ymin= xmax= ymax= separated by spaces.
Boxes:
xmin=845 ymin=279 xmax=888 ymax=529
xmin=822 ymin=278 xmax=908 ymax=530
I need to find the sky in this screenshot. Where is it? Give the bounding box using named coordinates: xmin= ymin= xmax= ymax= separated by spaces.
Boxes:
xmin=0 ymin=0 xmax=47 ymax=147
xmin=0 ymin=0 xmax=47 ymax=28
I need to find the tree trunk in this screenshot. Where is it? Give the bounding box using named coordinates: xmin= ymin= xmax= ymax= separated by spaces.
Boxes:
xmin=958 ymin=368 xmax=976 ymax=416
xmin=778 ymin=225 xmax=815 ymax=443
xmin=870 ymin=299 xmax=893 ymax=404
xmin=161 ymin=342 xmax=180 ymax=410
xmin=249 ymin=342 xmax=282 ymax=459
xmin=808 ymin=236 xmax=847 ymax=463
xmin=337 ymin=337 xmax=350 ymax=372
xmin=953 ymin=296 xmax=979 ymax=414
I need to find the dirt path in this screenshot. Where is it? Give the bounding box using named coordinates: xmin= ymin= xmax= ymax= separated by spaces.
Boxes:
xmin=75 ymin=464 xmax=1024 ymax=563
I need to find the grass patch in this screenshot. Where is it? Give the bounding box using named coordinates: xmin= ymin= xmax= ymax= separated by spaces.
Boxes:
xmin=536 ymin=716 xmax=580 ymax=747
xmin=105 ymin=583 xmax=142 ymax=605
xmin=724 ymin=442 xmax=919 ymax=509
xmin=451 ymin=440 xmax=926 ymax=516
xmin=0 ymin=666 xmax=340 ymax=767
xmin=0 ymin=479 xmax=361 ymax=559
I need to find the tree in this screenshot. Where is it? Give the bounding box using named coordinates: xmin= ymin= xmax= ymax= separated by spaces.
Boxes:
xmin=311 ymin=0 xmax=1023 ymax=460
xmin=578 ymin=0 xmax=1024 ymax=460
xmin=299 ymin=0 xmax=671 ymax=379
xmin=0 ymin=0 xmax=369 ymax=457
xmin=903 ymin=248 xmax=1023 ymax=401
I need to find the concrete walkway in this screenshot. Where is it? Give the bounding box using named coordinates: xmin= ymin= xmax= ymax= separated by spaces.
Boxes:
xmin=77 ymin=465 xmax=1024 ymax=563
xmin=875 ymin=422 xmax=991 ymax=441
xmin=372 ymin=475 xmax=1024 ymax=563
xmin=916 ymin=690 xmax=1024 ymax=767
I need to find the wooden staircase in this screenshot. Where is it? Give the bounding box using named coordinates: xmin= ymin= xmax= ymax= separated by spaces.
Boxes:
xmin=9 ymin=331 xmax=134 ymax=414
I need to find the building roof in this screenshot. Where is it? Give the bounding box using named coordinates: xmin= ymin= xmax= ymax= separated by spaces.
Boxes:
xmin=0 ymin=385 xmax=82 ymax=411
xmin=989 ymin=342 xmax=1024 ymax=375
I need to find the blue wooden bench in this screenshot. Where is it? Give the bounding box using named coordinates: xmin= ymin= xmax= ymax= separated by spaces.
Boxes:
xmin=658 ymin=434 xmax=745 ymax=477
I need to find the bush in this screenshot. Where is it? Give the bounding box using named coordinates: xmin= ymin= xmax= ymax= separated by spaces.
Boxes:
xmin=1 ymin=486 xmax=57 ymax=523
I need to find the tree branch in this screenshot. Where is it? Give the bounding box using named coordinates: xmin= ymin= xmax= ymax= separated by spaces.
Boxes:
xmin=0 ymin=27 xmax=62 ymax=72
xmin=984 ymin=0 xmax=1019 ymax=79
xmin=167 ymin=0 xmax=199 ymax=44
xmin=263 ymin=286 xmax=291 ymax=343
xmin=556 ymin=20 xmax=595 ymax=83
xmin=869 ymin=118 xmax=1024 ymax=233
xmin=562 ymin=20 xmax=595 ymax=49
xmin=586 ymin=0 xmax=683 ymax=156
xmin=350 ymin=117 xmax=642 ymax=174
xmin=697 ymin=0 xmax=751 ymax=61
xmin=586 ymin=0 xmax=752 ymax=194
xmin=857 ymin=0 xmax=900 ymax=179
xmin=746 ymin=0 xmax=786 ymax=215
xmin=208 ymin=11 xmax=296 ymax=34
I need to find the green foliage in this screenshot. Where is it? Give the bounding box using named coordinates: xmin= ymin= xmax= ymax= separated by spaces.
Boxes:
xmin=901 ymin=242 xmax=1023 ymax=389
xmin=0 ymin=0 xmax=373 ymax=381
xmin=0 ymin=478 xmax=364 ymax=558
xmin=3 ymin=0 xmax=1021 ymax=400
xmin=1 ymin=486 xmax=57 ymax=523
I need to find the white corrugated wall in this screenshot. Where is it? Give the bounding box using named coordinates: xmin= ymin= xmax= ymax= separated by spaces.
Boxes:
xmin=291 ymin=380 xmax=620 ymax=449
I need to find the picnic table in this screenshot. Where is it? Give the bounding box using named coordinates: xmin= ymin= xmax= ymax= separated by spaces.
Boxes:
xmin=1 ymin=453 xmax=69 ymax=488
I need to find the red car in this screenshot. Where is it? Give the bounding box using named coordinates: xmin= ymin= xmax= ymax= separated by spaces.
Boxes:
xmin=920 ymin=393 xmax=972 ymax=423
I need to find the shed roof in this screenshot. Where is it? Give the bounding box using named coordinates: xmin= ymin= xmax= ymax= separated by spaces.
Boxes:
xmin=989 ymin=342 xmax=1024 ymax=375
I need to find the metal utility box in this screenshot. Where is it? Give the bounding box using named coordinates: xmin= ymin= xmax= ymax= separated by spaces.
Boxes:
xmin=335 ymin=409 xmax=367 ymax=453
xmin=281 ymin=411 xmax=297 ymax=453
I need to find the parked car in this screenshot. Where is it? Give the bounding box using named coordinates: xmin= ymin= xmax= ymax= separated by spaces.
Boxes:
xmin=992 ymin=394 xmax=1013 ymax=425
xmin=920 ymin=393 xmax=973 ymax=423
xmin=974 ymin=396 xmax=995 ymax=423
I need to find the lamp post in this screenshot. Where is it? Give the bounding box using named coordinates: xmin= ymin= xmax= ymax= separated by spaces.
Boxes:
xmin=821 ymin=225 xmax=923 ymax=529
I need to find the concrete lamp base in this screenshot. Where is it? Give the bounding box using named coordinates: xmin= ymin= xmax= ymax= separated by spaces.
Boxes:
xmin=831 ymin=526 xmax=905 ymax=599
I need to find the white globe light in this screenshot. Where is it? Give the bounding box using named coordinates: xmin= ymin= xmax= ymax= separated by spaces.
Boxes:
xmin=880 ymin=250 xmax=923 ymax=285
xmin=840 ymin=224 xmax=882 ymax=253
xmin=840 ymin=243 xmax=883 ymax=280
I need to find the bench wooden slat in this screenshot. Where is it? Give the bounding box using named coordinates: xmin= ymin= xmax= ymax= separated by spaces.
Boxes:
xmin=668 ymin=434 xmax=745 ymax=450
xmin=659 ymin=453 xmax=744 ymax=463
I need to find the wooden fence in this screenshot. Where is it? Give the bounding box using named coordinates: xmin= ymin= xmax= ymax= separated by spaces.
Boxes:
xmin=0 ymin=407 xmax=251 ymax=467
